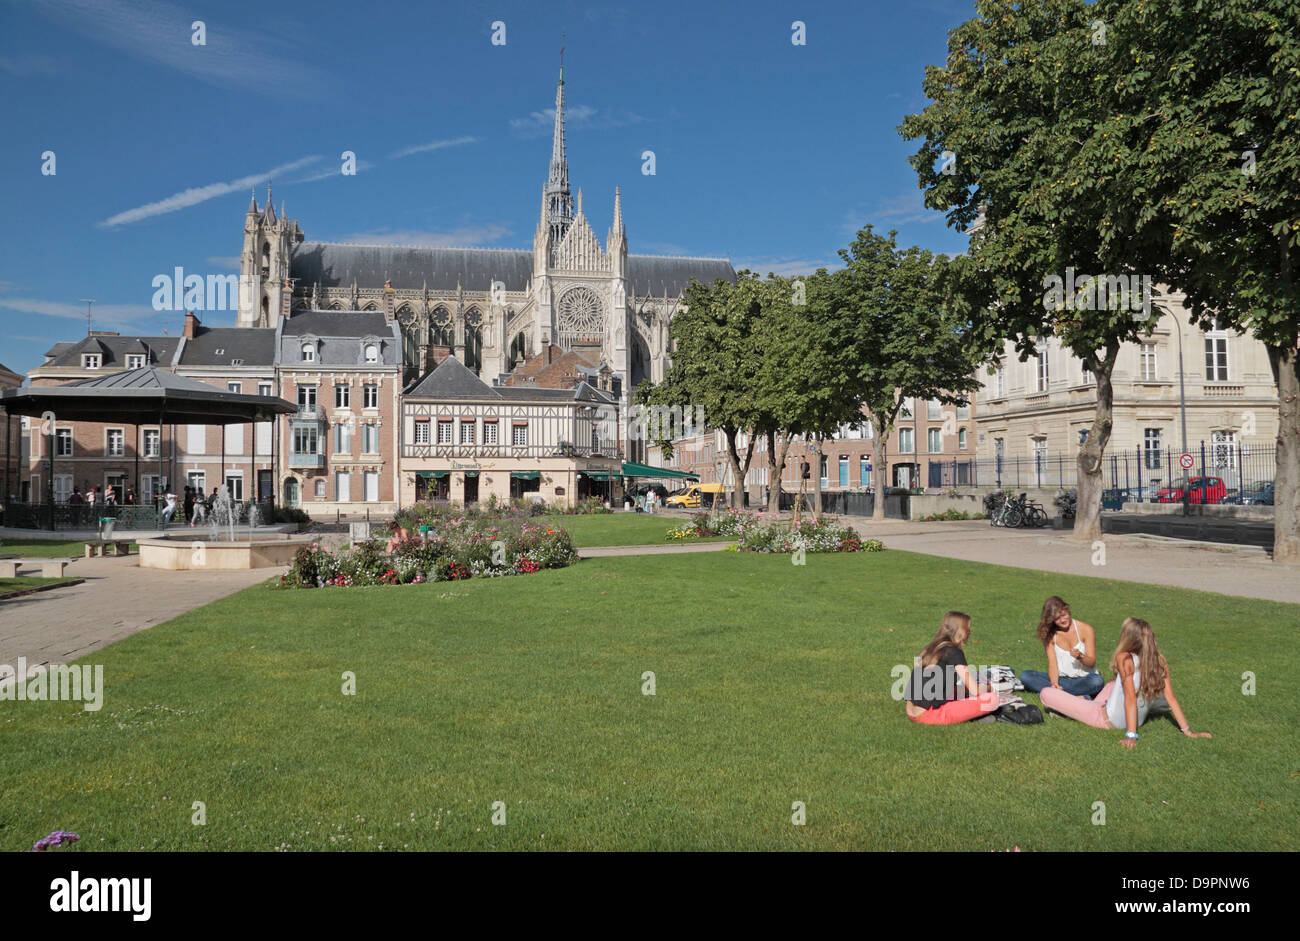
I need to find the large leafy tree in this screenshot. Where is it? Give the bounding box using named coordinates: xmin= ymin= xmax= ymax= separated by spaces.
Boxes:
xmin=638 ymin=274 xmax=765 ymax=509
xmin=753 ymin=269 xmax=862 ymax=517
xmin=900 ymin=0 xmax=1180 ymax=543
xmin=833 ymin=227 xmax=980 ymax=520
xmin=1084 ymin=0 xmax=1300 ymax=562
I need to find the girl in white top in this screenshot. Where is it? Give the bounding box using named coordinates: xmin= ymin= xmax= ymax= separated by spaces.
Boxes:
xmin=1040 ymin=617 xmax=1212 ymax=746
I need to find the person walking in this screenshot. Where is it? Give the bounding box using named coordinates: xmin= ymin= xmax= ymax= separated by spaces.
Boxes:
xmin=124 ymin=486 xmax=136 ymax=506
xmin=183 ymin=486 xmax=195 ymax=526
xmin=160 ymin=491 xmax=178 ymax=527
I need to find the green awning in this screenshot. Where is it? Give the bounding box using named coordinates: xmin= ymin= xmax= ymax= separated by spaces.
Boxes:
xmin=463 ymin=470 xmax=479 ymax=478
xmin=416 ymin=470 xmax=450 ymax=479
xmin=581 ymin=471 xmax=616 ymax=480
xmin=620 ymin=461 xmax=699 ymax=481
xmin=511 ymin=471 xmax=541 ymax=480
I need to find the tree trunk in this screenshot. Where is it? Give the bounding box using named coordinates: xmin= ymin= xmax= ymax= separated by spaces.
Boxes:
xmin=766 ymin=429 xmax=792 ymax=518
xmin=1072 ymin=343 xmax=1120 ymax=544
xmin=872 ymin=417 xmax=888 ymax=520
xmin=810 ymin=436 xmax=823 ymax=521
xmin=1270 ymin=339 xmax=1300 ymax=563
xmin=724 ymin=427 xmax=756 ymax=512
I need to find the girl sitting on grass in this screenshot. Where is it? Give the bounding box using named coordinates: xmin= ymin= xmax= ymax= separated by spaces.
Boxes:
xmin=1018 ymin=596 xmax=1105 ymax=699
xmin=904 ymin=611 xmax=1001 ymax=725
xmin=1039 ymin=617 xmax=1212 ymax=747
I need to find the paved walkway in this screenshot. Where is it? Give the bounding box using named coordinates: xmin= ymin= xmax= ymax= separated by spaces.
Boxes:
xmin=0 ymin=555 xmax=281 ymax=681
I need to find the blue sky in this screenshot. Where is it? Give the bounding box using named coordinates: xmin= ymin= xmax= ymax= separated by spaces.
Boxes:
xmin=0 ymin=0 xmax=979 ymax=378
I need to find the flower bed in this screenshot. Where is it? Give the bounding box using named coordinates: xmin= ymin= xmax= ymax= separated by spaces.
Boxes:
xmin=278 ymin=515 xmax=578 ymax=588
xmin=666 ymin=508 xmax=761 ymax=540
xmin=731 ymin=516 xmax=879 ymax=554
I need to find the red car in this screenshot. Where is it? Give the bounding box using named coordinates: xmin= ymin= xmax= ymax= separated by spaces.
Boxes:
xmin=1156 ymin=476 xmax=1227 ymax=504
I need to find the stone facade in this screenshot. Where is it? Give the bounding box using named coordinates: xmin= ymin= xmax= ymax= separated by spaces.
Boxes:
xmin=975 ymin=288 xmax=1279 ymax=491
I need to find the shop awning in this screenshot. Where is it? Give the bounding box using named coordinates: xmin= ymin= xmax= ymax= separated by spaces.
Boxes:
xmin=463 ymin=470 xmax=479 ymax=478
xmin=620 ymin=461 xmax=699 ymax=481
xmin=511 ymin=471 xmax=540 ymax=480
xmin=416 ymin=470 xmax=450 ymax=480
xmin=581 ymin=470 xmax=617 ymax=480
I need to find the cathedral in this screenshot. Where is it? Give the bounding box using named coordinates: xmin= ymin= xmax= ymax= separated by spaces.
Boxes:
xmin=236 ymin=66 xmax=736 ymax=416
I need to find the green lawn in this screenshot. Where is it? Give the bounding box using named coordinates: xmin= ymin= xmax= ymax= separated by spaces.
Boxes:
xmin=0 ymin=540 xmax=99 ymax=558
xmin=554 ymin=512 xmax=722 ymax=546
xmin=0 ymin=550 xmax=1294 ymax=851
xmin=0 ymin=576 xmax=74 ymax=599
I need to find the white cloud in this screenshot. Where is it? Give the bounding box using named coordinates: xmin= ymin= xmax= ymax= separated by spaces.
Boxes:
xmin=33 ymin=0 xmax=327 ymax=94
xmin=0 ymin=297 xmax=160 ymax=331
xmin=844 ymin=192 xmax=946 ymax=233
xmin=285 ymin=160 xmax=375 ymax=184
xmin=390 ymin=136 xmax=479 ymax=160
xmin=336 ymin=225 xmax=513 ymax=248
xmin=100 ymin=155 xmax=321 ymax=227
xmin=733 ymin=256 xmax=836 ymax=277
xmin=509 ymin=105 xmax=645 ymax=138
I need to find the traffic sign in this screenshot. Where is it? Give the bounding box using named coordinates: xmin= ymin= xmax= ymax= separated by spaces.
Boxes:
xmin=1179 ymin=453 xmax=1194 ymax=470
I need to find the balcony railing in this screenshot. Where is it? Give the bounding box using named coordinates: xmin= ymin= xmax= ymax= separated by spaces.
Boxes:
xmin=289 ymin=453 xmax=324 ymax=467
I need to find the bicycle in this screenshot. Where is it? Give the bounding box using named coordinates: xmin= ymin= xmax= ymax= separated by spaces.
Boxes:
xmin=992 ymin=493 xmax=1024 ymax=528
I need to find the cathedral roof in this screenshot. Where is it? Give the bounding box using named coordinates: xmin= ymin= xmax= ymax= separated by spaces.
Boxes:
xmin=289 ymin=241 xmax=736 ymax=298
xmin=291 ymin=243 xmax=535 ymax=293
xmin=626 ymin=255 xmax=735 ymax=297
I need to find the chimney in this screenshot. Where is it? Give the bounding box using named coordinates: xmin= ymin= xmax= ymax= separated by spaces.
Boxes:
xmin=183 ymin=312 xmax=200 ymax=338
xmin=430 ymin=345 xmax=451 ymax=366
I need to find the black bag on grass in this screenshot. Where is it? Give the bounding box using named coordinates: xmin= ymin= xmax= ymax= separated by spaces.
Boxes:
xmin=995 ymin=695 xmax=1043 ymax=725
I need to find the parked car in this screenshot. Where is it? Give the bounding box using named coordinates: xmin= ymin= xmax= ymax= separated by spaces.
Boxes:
xmin=1155 ymin=476 xmax=1227 ymax=504
xmin=664 ymin=482 xmax=726 ymax=508
xmin=1220 ymin=481 xmax=1274 ymax=506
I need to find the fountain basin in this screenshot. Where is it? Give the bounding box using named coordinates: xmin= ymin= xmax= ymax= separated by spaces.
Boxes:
xmin=137 ymin=533 xmax=316 ymax=570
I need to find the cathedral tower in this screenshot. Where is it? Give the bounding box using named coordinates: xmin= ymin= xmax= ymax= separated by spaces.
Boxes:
xmin=238 ymin=184 xmax=304 ymax=327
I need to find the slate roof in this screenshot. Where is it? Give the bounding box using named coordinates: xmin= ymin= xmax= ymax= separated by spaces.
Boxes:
xmin=405 ymin=355 xmax=613 ymax=404
xmin=281 ymin=309 xmax=393 ymax=337
xmin=40 ymin=335 xmax=180 ymax=369
xmin=291 ymin=243 xmax=535 ymax=293
xmin=626 ymin=255 xmax=735 ymax=297
xmin=289 ymin=242 xmax=736 ymax=298
xmin=178 ymin=326 xmax=276 ymax=366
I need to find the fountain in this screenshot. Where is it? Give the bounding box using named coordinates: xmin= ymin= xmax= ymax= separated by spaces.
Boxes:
xmin=137 ymin=486 xmax=315 ymax=570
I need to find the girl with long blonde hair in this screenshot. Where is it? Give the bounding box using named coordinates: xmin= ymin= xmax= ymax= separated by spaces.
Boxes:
xmin=904 ymin=612 xmax=1001 ymax=725
xmin=1039 ymin=617 xmax=1212 ymax=746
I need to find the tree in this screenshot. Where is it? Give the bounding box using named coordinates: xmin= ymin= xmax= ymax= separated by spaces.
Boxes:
xmin=1082 ymin=0 xmax=1300 ymax=561
xmin=899 ymin=0 xmax=1177 ymax=543
xmin=832 ymin=227 xmax=980 ymax=519
xmin=638 ymin=275 xmax=765 ymax=510
xmin=753 ymin=269 xmax=862 ymax=518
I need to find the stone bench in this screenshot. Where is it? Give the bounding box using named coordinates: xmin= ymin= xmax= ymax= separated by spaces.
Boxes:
xmin=85 ymin=541 xmax=133 ymax=558
xmin=0 ymin=558 xmax=74 ymax=578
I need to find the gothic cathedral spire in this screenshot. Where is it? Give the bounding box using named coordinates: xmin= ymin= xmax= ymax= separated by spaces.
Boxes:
xmin=545 ymin=54 xmax=574 ymax=248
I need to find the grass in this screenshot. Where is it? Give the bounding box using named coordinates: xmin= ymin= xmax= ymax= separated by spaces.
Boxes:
xmin=551 ymin=512 xmax=722 ymax=547
xmin=0 ymin=549 xmax=1295 ymax=851
xmin=0 ymin=576 xmax=75 ymax=599
xmin=0 ymin=541 xmax=103 ymax=558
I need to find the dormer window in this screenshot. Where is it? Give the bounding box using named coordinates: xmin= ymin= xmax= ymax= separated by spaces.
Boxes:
xmin=126 ymin=354 xmax=144 ymax=369
xmin=301 ymin=343 xmax=315 ymax=362
xmin=364 ymin=344 xmax=378 ymax=364
xmin=83 ymin=353 xmax=101 ymax=369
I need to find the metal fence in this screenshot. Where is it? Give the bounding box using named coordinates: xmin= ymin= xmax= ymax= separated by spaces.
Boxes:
xmin=775 ymin=490 xmax=911 ymax=519
xmin=946 ymin=442 xmax=1277 ymax=499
